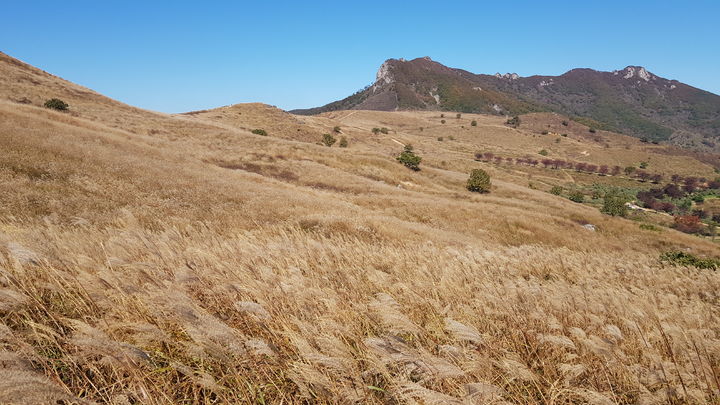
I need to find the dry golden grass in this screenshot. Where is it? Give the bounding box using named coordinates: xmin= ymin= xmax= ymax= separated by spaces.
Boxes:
xmin=1 ymin=52 xmax=720 ymax=404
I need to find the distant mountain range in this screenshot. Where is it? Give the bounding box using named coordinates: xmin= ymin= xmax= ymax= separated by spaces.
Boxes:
xmin=293 ymin=57 xmax=720 ymax=151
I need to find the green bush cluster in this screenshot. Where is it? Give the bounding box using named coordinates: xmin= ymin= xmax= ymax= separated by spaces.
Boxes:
xmin=396 ymin=145 xmax=422 ymax=171
xmin=44 ymin=98 xmax=68 ymax=111
xmin=660 ymin=251 xmax=720 ymax=270
xmin=467 ymin=169 xmax=491 ymax=193
xmin=601 ymin=189 xmax=628 ymax=217
xmin=251 ymin=129 xmax=267 ymax=136
xmin=568 ymin=191 xmax=585 ymax=203
xmin=506 ymin=116 xmax=521 ymax=127
xmin=322 ymin=133 xmax=337 ymax=147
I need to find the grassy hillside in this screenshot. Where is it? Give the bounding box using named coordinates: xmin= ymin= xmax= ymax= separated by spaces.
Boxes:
xmin=2 ymin=53 xmax=720 ymax=404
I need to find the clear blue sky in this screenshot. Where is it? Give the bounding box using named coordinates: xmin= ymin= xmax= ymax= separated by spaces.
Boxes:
xmin=3 ymin=1 xmax=718 ymax=113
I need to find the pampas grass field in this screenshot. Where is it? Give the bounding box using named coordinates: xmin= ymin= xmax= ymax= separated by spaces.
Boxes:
xmin=1 ymin=52 xmax=720 ymax=404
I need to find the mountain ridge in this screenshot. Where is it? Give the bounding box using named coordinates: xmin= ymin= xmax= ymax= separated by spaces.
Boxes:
xmin=292 ymin=57 xmax=720 ymax=151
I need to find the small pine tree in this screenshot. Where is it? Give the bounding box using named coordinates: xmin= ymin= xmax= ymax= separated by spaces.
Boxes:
xmin=601 ymin=190 xmax=628 ymax=217
xmin=471 ymin=120 xmax=477 ymax=126
xmin=322 ymin=133 xmax=337 ymax=147
xmin=396 ymin=145 xmax=422 ymax=171
xmin=467 ymin=169 xmax=491 ymax=193
xmin=44 ymin=98 xmax=68 ymax=111
xmin=338 ymin=137 xmax=348 ymax=148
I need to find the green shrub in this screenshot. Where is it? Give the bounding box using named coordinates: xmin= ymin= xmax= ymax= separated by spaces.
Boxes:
xmin=322 ymin=133 xmax=336 ymax=147
xmin=639 ymin=161 xmax=648 ymax=169
xmin=601 ymin=190 xmax=628 ymax=217
xmin=589 ymin=127 xmax=597 ymax=133
xmin=440 ymin=114 xmax=445 ymax=118
xmin=660 ymin=251 xmax=720 ymax=270
xmin=448 ymin=136 xmax=455 ymax=140
xmin=44 ymin=98 xmax=68 ymax=111
xmin=506 ymin=116 xmax=521 ymax=127
xmin=561 ymin=120 xmax=569 ymax=126
xmin=471 ymin=120 xmax=477 ymax=126
xmin=251 ymin=129 xmax=268 ymax=136
xmin=550 ymin=186 xmax=563 ymax=195
xmin=568 ymin=191 xmax=585 ymax=203
xmin=677 ymin=198 xmax=692 ymax=213
xmin=380 ymin=127 xmax=389 ymax=134
xmin=640 ymin=223 xmax=661 ymax=232
xmin=539 ymin=149 xmax=548 ymax=156
xmin=333 ymin=126 xmax=342 ymax=133
xmin=561 ymin=133 xmax=568 ymax=137
xmin=338 ymin=137 xmax=348 ymax=148
xmin=467 ymin=169 xmax=491 ymax=193
xmin=441 ymin=120 xmax=446 ymax=124
xmin=456 ymin=113 xmax=461 ymax=119
xmin=541 ymin=130 xmax=549 ymax=135
xmin=437 ymin=137 xmax=444 ymax=141
xmin=372 ymin=128 xmax=381 ymax=134
xmin=396 ymin=145 xmax=422 ymax=171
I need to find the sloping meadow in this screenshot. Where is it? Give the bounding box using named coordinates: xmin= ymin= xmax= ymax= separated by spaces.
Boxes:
xmin=1 ymin=219 xmax=718 ymax=404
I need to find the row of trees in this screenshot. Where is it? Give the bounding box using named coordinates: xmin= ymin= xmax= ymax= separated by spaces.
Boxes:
xmin=475 ymin=152 xmax=665 ymax=183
